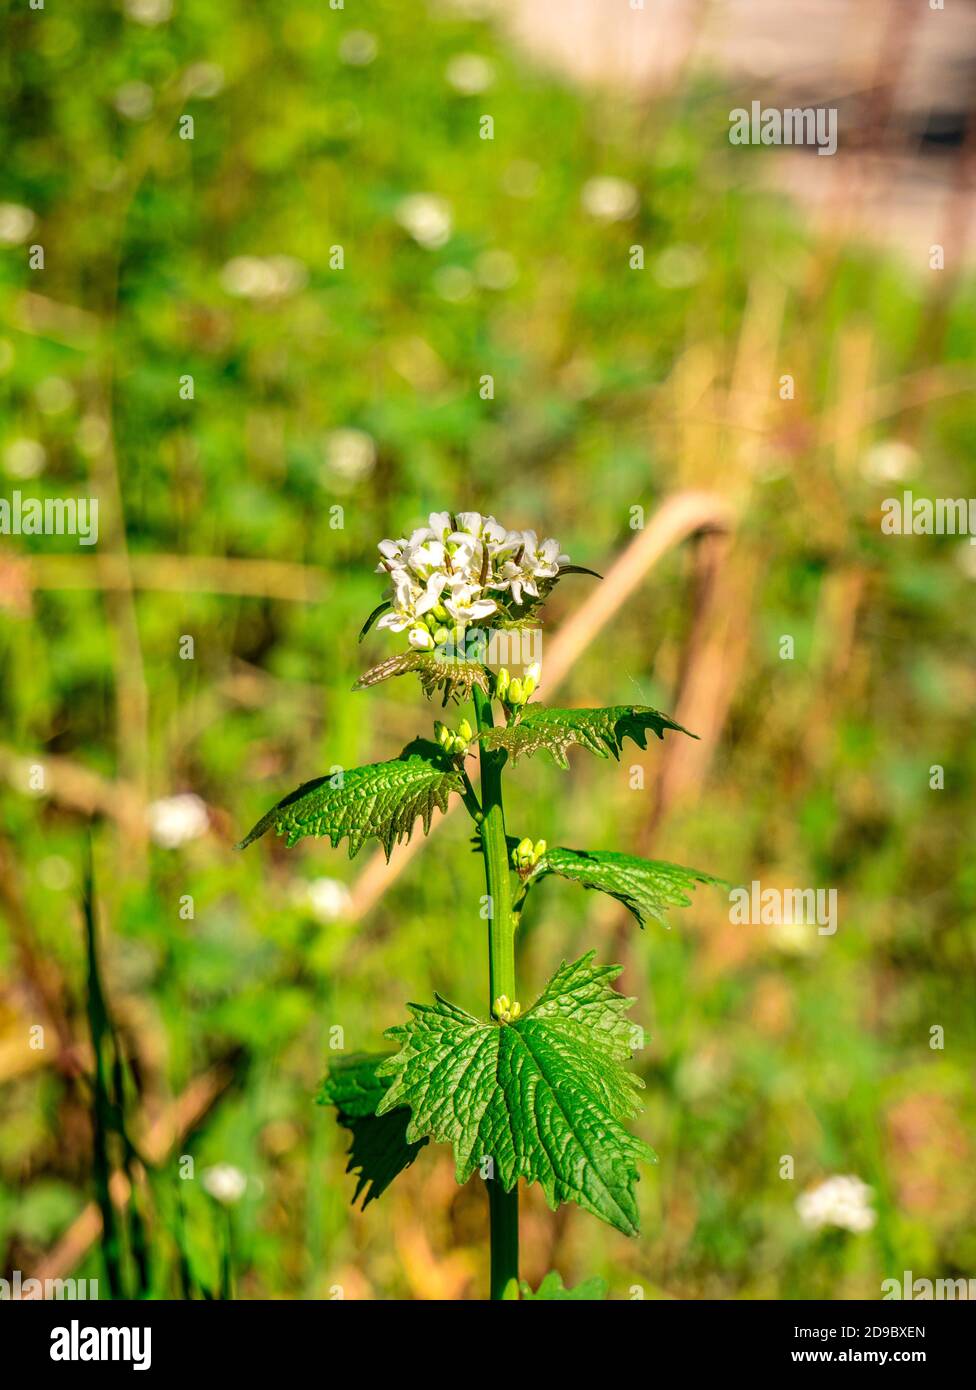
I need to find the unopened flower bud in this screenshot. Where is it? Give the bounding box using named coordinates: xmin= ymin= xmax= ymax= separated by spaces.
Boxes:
xmin=433 ymin=626 xmax=450 ymax=646
xmin=532 ymin=839 xmax=547 ymax=862
xmin=434 ymin=720 xmax=451 ymax=749
xmin=457 ymin=718 xmax=473 ymax=742
xmin=510 ymin=1001 xmax=521 ymax=1020
xmin=493 ymin=994 xmax=511 ymax=1022
xmin=508 ymin=677 xmax=525 ymax=706
xmin=495 ymin=668 xmax=510 ymax=701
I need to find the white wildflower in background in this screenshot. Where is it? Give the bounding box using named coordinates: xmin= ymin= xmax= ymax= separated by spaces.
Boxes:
xmin=294 ymin=877 xmax=352 ymax=923
xmin=323 ymin=428 xmax=376 ymax=482
xmin=445 ymin=53 xmax=495 ymax=95
xmin=395 ymin=194 xmax=452 ymax=250
xmin=581 ymin=176 xmax=639 ymax=222
xmin=220 ymin=255 xmax=307 ymax=300
xmin=147 ymin=793 xmax=209 ymax=849
xmin=339 ymin=30 xmax=378 ymax=66
xmin=181 ymin=63 xmax=225 ymax=99
xmin=956 ymin=542 xmax=976 ymax=581
xmin=124 ymin=0 xmax=172 ymax=25
xmin=373 ymin=511 xmax=570 ymax=652
xmin=3 ymin=438 xmax=46 ymax=479
xmin=861 ymin=440 xmax=917 ymax=484
xmin=0 ymin=203 xmax=36 ymax=245
xmin=114 ymin=81 xmax=154 ymax=122
xmin=35 ymin=377 xmax=75 ymax=415
xmin=201 ymin=1164 xmax=248 ymax=1205
xmin=796 ymin=1175 xmax=876 ymax=1233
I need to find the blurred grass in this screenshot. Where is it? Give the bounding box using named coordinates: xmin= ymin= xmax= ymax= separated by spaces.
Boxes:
xmin=1 ymin=0 xmax=975 ymax=1298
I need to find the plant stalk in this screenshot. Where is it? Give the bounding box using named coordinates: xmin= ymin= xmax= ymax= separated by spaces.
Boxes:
xmin=472 ymin=685 xmax=519 ymax=1299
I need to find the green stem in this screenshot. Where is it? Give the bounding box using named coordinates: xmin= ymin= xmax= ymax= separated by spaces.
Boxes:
xmin=472 ymin=685 xmax=519 ymax=1300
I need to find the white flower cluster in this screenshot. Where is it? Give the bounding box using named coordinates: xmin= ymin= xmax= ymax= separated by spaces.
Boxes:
xmin=375 ymin=511 xmax=569 ymax=650
xmin=796 ymin=1175 xmax=876 ymax=1234
xmin=147 ymin=793 xmax=209 ymax=849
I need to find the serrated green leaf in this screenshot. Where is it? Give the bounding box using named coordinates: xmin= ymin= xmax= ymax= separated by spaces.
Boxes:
xmin=354 ymin=650 xmax=491 ymax=705
xmin=478 ymin=704 xmax=695 ymax=768
xmin=317 ymin=1054 xmax=427 ymax=1208
xmin=376 ymin=953 xmax=655 ymax=1236
xmin=519 ymin=1271 xmax=608 ymax=1300
xmin=529 ymin=847 xmax=724 ymax=928
xmin=235 ymin=738 xmax=463 ymax=858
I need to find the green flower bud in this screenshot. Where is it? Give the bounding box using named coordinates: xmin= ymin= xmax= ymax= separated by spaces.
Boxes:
xmin=434 ymin=720 xmax=451 ymax=749
xmin=495 ymin=668 xmax=510 ymax=701
xmin=457 ymin=718 xmax=473 ymax=743
xmin=493 ymin=994 xmax=511 ymax=1022
xmin=533 ymin=839 xmax=547 ymax=863
xmin=508 ymin=677 xmax=525 ymax=706
xmin=433 ymin=626 xmax=450 ymax=646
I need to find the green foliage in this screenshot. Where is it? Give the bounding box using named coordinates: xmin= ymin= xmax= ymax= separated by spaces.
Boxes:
xmin=237 ymin=740 xmax=464 ymax=858
xmin=519 ymin=1271 xmax=608 ymax=1300
xmin=376 ymin=953 xmax=655 ymax=1236
xmin=478 ymin=704 xmax=695 ymax=767
xmin=527 ymin=847 xmax=724 ymax=928
xmin=354 ymin=652 xmax=491 ymax=704
xmin=317 ymin=1055 xmax=427 ymax=1208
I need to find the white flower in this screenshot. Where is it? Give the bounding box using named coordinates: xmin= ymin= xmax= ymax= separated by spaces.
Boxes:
xmin=323 ymin=428 xmax=375 ymax=482
xmin=181 ymin=63 xmax=224 ymax=99
xmin=796 ymin=1175 xmax=876 ymax=1233
xmin=220 ymin=255 xmax=307 ymax=300
xmin=0 ymin=203 xmax=36 ymax=245
xmin=339 ymin=30 xmax=378 ymax=66
xmin=443 ymin=585 xmax=498 ymax=623
xmin=114 ymin=81 xmax=154 ymax=122
xmin=375 ymin=569 xmax=445 ymax=634
xmin=147 ymin=793 xmax=209 ymax=849
xmin=520 ymin=531 xmax=569 ymax=580
xmin=395 ymin=194 xmax=452 ymax=250
xmin=202 ymin=1164 xmax=248 ymax=1205
xmin=3 ymin=438 xmax=46 ymax=479
xmin=581 ymin=176 xmax=639 ymax=222
xmin=124 ymin=0 xmax=172 ymax=25
xmin=372 ymin=512 xmax=572 ymax=649
xmin=445 ymin=53 xmax=495 ymax=95
xmin=295 ymin=877 xmax=351 ymax=923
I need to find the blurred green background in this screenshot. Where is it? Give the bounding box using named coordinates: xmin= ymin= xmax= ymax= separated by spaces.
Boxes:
xmin=1 ymin=0 xmax=975 ymax=1299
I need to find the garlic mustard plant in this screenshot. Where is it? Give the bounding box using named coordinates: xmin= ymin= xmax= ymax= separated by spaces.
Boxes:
xmin=238 ymin=512 xmax=719 ymax=1301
